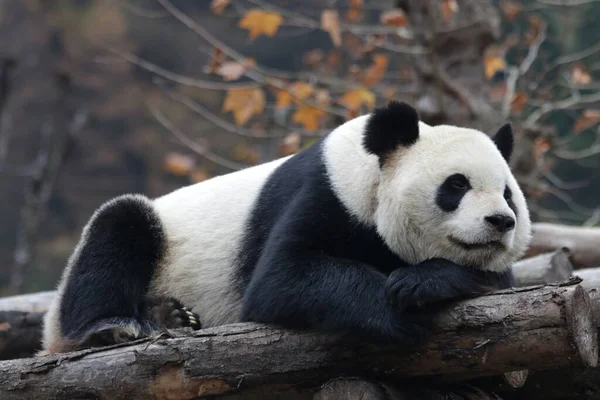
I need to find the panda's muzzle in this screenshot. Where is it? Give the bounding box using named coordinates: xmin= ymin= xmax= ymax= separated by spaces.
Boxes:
xmin=448 ymin=236 xmax=505 ymax=251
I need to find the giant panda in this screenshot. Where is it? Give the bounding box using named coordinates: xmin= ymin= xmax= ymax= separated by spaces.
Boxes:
xmin=41 ymin=101 xmax=531 ymax=354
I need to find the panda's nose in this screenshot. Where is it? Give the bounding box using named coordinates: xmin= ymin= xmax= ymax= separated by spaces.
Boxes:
xmin=485 ymin=214 xmax=515 ymax=233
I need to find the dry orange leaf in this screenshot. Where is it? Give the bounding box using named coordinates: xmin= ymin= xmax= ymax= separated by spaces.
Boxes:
xmin=362 ymin=54 xmax=389 ymax=86
xmin=279 ymin=132 xmax=302 ymax=156
xmin=274 ymin=81 xmax=315 ymax=110
xmin=489 ymin=83 xmax=508 ymax=103
xmin=211 ymin=0 xmax=230 ymax=14
xmin=164 ymin=152 xmax=196 ymax=176
xmin=275 ymin=91 xmax=293 ymax=110
xmin=573 ymin=109 xmax=600 ymax=133
xmin=345 ymin=0 xmax=363 ymax=22
xmin=232 ymin=144 xmax=260 ymax=164
xmin=321 ymin=9 xmax=342 ymax=47
xmin=339 ymin=87 xmax=376 ymax=111
xmin=190 ymin=168 xmax=211 ymax=183
xmin=290 ymin=82 xmax=315 ymax=101
xmin=380 ymin=9 xmax=407 ymax=27
xmin=510 ymin=92 xmax=528 ymax=114
xmin=571 ymin=64 xmax=592 ymax=85
xmin=315 ymin=89 xmax=331 ymax=107
xmin=204 ymin=47 xmax=224 ymax=74
xmin=441 ymin=0 xmax=459 ymax=22
xmin=384 ymin=87 xmax=397 ymax=101
xmin=502 ymin=1 xmax=521 ymax=21
xmin=292 ymin=107 xmax=326 ymax=131
xmin=534 ymin=137 xmax=551 ymax=159
xmin=303 ymin=49 xmax=324 ymax=69
xmin=238 ymin=9 xmax=283 ymax=40
xmin=222 ymin=87 xmax=266 ymax=126
xmin=216 ymin=58 xmax=256 ymax=81
xmin=484 ymin=56 xmax=507 ymax=79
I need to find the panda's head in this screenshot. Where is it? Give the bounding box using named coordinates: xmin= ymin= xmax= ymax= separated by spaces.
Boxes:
xmin=364 ymin=101 xmax=531 ymax=272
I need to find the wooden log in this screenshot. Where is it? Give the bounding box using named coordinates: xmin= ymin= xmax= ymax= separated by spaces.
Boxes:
xmin=0 ymin=283 xmax=596 ymax=400
xmin=0 ymin=291 xmax=55 ymax=312
xmin=511 ymin=248 xmax=573 ymax=287
xmin=576 ymin=268 xmax=600 ymax=290
xmin=0 ymin=311 xmax=44 ymax=360
xmin=526 ymin=223 xmax=600 ymax=268
xmin=312 ymin=378 xmax=501 ymax=400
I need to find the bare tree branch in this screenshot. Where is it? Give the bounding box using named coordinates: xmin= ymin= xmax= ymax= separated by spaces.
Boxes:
xmin=503 ymin=22 xmax=547 ymax=118
xmin=0 ymin=59 xmax=17 ymax=163
xmin=8 ymin=74 xmax=86 ymax=295
xmin=148 ymin=105 xmax=248 ymax=171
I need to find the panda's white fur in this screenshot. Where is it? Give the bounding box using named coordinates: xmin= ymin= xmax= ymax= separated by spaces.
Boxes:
xmin=41 ymin=102 xmax=531 ymax=354
xmin=149 ymin=156 xmax=291 ymax=327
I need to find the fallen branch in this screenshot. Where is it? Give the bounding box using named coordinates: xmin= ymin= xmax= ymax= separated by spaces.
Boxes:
xmin=526 ymin=222 xmax=600 ymax=267
xmin=511 ymin=248 xmax=573 ymax=287
xmin=0 ymin=283 xmax=597 ymax=399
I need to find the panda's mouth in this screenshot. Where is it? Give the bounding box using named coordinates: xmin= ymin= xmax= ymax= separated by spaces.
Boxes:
xmin=448 ymin=236 xmax=504 ymax=251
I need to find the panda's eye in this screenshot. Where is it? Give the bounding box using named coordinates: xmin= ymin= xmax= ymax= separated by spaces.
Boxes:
xmin=448 ymin=175 xmax=470 ymax=191
xmin=504 ymin=186 xmax=512 ymax=200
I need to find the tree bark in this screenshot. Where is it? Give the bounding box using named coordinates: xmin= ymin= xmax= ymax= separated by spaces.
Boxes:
xmin=525 ymin=223 xmax=600 ymax=267
xmin=0 ymin=283 xmax=596 ymax=400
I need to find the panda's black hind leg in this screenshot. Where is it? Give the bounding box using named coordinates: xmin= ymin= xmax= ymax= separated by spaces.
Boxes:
xmin=142 ymin=295 xmax=202 ymax=330
xmin=57 ymin=194 xmax=167 ymax=351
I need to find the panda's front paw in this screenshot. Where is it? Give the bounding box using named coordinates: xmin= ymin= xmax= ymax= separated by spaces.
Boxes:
xmin=385 ymin=259 xmax=498 ymax=310
xmin=384 ymin=268 xmax=420 ymax=311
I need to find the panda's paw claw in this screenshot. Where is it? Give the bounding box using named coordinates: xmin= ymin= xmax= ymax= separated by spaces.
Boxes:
xmin=171 ymin=305 xmax=202 ymax=330
xmin=143 ymin=296 xmax=202 ymax=330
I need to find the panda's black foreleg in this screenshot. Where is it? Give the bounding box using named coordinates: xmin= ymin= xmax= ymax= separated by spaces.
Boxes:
xmin=384 ymin=258 xmax=514 ymax=311
xmin=242 ymin=253 xmax=512 ymax=345
xmin=241 ymin=253 xmax=432 ymax=346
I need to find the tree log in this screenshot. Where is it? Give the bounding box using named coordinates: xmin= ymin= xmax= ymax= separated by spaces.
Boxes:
xmin=0 ymin=311 xmax=44 ymax=360
xmin=526 ymin=223 xmax=600 ymax=267
xmin=511 ymin=248 xmax=573 ymax=287
xmin=0 ymin=290 xmax=55 ymax=312
xmin=312 ymin=378 xmax=501 ymax=400
xmin=0 ymin=283 xmax=596 ymax=400
xmin=576 ymin=268 xmax=600 ymax=290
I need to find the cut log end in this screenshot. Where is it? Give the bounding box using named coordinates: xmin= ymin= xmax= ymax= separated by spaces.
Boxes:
xmin=502 ymin=370 xmax=528 ymax=388
xmin=566 ymin=285 xmax=599 ymax=367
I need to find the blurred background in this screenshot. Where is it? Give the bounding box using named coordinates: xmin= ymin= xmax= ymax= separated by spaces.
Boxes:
xmin=0 ymin=0 xmax=598 ymax=295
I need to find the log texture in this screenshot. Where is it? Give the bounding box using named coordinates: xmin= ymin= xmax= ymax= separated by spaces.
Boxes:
xmin=526 ymin=223 xmax=600 ymax=267
xmin=0 ymin=284 xmax=596 ymax=400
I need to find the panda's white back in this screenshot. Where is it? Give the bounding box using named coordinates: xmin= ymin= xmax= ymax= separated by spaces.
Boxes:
xmin=150 ymin=155 xmax=292 ymax=327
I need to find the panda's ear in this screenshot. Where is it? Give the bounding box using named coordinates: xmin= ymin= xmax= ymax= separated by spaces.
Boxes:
xmin=363 ymin=101 xmax=419 ymax=163
xmin=492 ymin=123 xmax=514 ymax=163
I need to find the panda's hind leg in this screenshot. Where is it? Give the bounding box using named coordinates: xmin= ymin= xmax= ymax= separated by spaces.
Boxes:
xmin=51 ymin=194 xmax=168 ymax=352
xmin=142 ymin=295 xmax=202 ymax=331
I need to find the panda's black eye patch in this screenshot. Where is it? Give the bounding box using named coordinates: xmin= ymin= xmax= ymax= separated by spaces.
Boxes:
xmin=504 ymin=185 xmax=518 ymax=217
xmin=436 ymin=174 xmax=471 ymax=212
xmin=503 ymin=185 xmax=512 ymax=200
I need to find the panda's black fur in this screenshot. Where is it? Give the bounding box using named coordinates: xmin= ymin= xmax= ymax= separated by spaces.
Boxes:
xmin=43 ymin=102 xmax=519 ymax=354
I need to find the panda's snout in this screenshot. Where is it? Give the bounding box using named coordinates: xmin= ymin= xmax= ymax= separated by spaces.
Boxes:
xmin=484 ymin=214 xmax=515 ymax=233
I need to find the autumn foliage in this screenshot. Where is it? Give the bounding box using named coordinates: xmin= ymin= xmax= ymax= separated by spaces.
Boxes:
xmin=152 ymin=0 xmax=600 ymax=224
